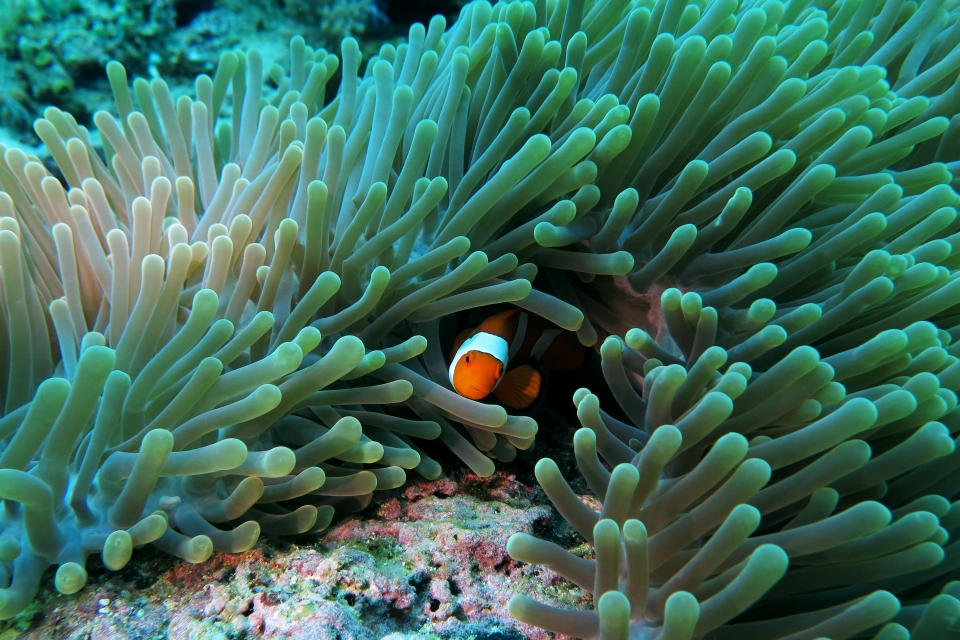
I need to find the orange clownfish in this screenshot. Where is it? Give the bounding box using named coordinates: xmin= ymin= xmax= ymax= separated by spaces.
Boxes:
xmin=448 ymin=308 xmax=587 ymax=410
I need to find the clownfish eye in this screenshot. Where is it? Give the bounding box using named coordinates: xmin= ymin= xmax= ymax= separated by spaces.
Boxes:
xmin=465 ymin=353 xmax=472 ymax=365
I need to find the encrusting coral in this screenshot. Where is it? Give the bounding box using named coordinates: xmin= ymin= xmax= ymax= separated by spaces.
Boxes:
xmin=3 ymin=0 xmax=960 ymax=634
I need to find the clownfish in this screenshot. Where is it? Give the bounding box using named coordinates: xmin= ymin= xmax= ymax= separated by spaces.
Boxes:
xmin=448 ymin=308 xmax=588 ymax=410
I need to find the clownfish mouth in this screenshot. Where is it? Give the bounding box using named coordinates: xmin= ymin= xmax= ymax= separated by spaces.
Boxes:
xmin=455 ymin=382 xmax=495 ymax=400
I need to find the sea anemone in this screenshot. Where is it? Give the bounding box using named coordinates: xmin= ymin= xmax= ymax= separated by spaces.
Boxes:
xmin=494 ymin=0 xmax=960 ymax=636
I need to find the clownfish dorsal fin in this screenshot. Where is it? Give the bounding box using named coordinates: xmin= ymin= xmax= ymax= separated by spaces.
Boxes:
xmin=475 ymin=308 xmax=521 ymax=343
xmin=493 ymin=365 xmax=541 ymax=410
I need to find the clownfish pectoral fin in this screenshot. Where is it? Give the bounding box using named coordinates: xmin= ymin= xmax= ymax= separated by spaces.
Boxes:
xmin=450 ymin=327 xmax=477 ymax=361
xmin=493 ymin=365 xmax=542 ymax=410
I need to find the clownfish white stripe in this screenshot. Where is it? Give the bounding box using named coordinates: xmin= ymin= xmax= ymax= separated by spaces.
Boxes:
xmin=448 ymin=331 xmax=509 ymax=388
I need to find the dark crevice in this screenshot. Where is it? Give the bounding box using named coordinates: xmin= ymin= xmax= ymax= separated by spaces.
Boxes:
xmin=174 ymin=0 xmax=216 ymax=28
xmin=383 ymin=0 xmax=461 ymax=27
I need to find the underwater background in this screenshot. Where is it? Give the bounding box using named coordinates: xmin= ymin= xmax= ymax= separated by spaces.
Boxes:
xmin=0 ymin=0 xmax=439 ymax=149
xmin=4 ymin=0 xmax=960 ymax=637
